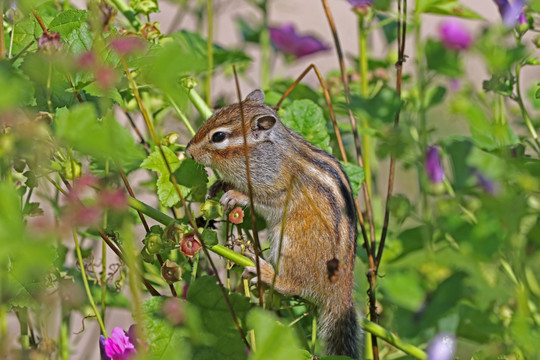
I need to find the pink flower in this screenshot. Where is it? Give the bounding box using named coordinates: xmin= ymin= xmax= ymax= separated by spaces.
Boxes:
xmin=110 ymin=37 xmax=147 ymax=56
xmin=228 ymin=207 xmax=244 ymax=224
xmin=94 ymin=66 xmax=117 ymax=90
xmin=98 ymin=189 xmax=128 ymax=211
xmin=269 ymin=24 xmax=329 ymax=59
xmin=100 ymin=327 xmax=136 ymax=360
xmin=438 ymin=19 xmax=472 ymax=50
xmin=77 ymin=51 xmax=97 ymax=69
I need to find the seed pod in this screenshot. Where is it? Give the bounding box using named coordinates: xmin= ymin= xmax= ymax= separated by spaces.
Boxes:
xmin=161 ymin=259 xmax=182 ymax=284
xmin=140 ymin=246 xmax=154 ymax=263
xmin=162 ymin=221 xmax=188 ymax=246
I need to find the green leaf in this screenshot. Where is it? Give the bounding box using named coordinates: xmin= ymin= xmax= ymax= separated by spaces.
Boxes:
xmin=382 ymin=270 xmax=426 ymax=311
xmin=452 ymin=97 xmax=519 ymax=150
xmin=54 ymin=104 xmax=145 ymax=169
xmin=0 ymin=182 xmax=55 ymax=309
xmin=247 ymin=308 xmax=305 ymax=360
xmin=236 ymin=17 xmax=262 ymax=44
xmin=280 ymin=99 xmax=331 ymax=153
xmin=141 ymin=146 xmax=189 ymax=207
xmin=22 ymin=202 xmax=43 ymax=217
xmin=171 ymin=30 xmax=251 ymax=69
xmin=340 ymin=161 xmax=365 ymax=197
xmin=48 ymin=9 xmax=88 ymax=38
xmin=348 ymin=86 xmax=401 ymax=125
xmin=0 ymin=62 xmax=35 ymax=110
xmin=425 ymin=39 xmax=463 ymax=77
xmin=62 ymin=22 xmax=93 ymax=55
xmin=201 ymin=228 xmax=218 ymax=246
xmin=142 ymin=297 xmax=192 ymax=360
xmin=174 ymin=158 xmax=208 ymax=188
xmin=425 ymin=85 xmax=447 ymax=109
xmin=422 ymin=1 xmax=483 ymax=19
xmin=187 ymin=276 xmax=251 ymax=360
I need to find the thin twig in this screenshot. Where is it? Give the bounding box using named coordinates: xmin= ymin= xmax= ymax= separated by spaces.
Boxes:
xmin=233 ymin=66 xmax=264 ymax=307
xmin=320 ymin=1 xmax=380 ymax=358
xmin=32 ymin=9 xmax=48 ymax=34
xmin=320 ymin=0 xmax=377 ymax=256
xmin=376 ymin=0 xmax=407 ymax=269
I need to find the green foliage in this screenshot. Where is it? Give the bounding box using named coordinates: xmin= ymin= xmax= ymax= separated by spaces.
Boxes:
xmin=280 ymin=99 xmax=332 ymax=153
xmin=141 ymin=146 xmax=189 ymax=207
xmin=247 ymin=309 xmax=306 ymax=360
xmin=55 ymin=104 xmax=145 ymax=169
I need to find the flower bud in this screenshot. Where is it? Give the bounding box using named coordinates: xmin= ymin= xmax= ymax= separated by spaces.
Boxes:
xmin=61 ymin=160 xmax=82 ymax=180
xmin=13 ymin=158 xmax=26 ymax=172
xmin=200 ymin=199 xmax=223 ymax=220
xmin=181 ymin=78 xmax=198 ymax=90
xmin=180 ymin=232 xmax=201 ymax=258
xmin=145 ymin=233 xmax=163 ymax=254
xmin=161 ymin=259 xmax=182 ymax=284
xmin=161 ymin=132 xmax=179 ymax=146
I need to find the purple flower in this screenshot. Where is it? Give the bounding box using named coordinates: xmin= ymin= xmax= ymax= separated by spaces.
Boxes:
xmin=348 ymin=0 xmax=373 ymax=10
xmin=518 ymin=12 xmax=527 ymax=25
xmin=493 ymin=0 xmax=525 ymax=27
xmin=100 ymin=327 xmax=136 ymax=360
xmin=425 ymin=146 xmax=445 ymax=184
xmin=426 ymin=333 xmax=456 ymax=360
xmin=269 ymin=24 xmax=329 ymax=59
xmin=475 ymin=172 xmax=497 ymax=195
xmin=438 ymin=19 xmax=472 ymax=50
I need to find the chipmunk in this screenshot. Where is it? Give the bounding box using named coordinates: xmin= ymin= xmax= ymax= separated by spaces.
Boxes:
xmin=185 ymin=89 xmax=361 ymax=359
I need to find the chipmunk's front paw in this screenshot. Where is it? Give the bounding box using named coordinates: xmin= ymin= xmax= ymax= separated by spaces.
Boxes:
xmin=242 ymin=256 xmax=275 ymax=286
xmin=220 ymin=190 xmax=249 ymax=211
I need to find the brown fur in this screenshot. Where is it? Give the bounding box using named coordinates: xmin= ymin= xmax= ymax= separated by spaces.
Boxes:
xmin=185 ymin=90 xmax=361 ymax=359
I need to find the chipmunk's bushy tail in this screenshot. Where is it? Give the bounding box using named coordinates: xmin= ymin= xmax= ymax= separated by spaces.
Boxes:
xmin=319 ymin=304 xmax=362 ymax=359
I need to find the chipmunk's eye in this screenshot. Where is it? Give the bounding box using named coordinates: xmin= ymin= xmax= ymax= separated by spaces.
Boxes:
xmin=211 ymin=131 xmax=226 ymax=143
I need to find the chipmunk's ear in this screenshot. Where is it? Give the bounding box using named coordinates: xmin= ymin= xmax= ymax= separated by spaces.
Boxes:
xmin=245 ymin=89 xmax=265 ymax=103
xmin=253 ymin=114 xmax=276 ymax=131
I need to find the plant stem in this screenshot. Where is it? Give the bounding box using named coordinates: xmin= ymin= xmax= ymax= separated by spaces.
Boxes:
xmin=72 ymin=229 xmax=108 ymax=337
xmin=186 ymin=87 xmax=213 ymax=119
xmin=358 ymin=16 xmax=372 ymax=197
xmin=107 ymin=0 xmax=141 ymax=30
xmin=59 ymin=313 xmax=70 ymax=360
xmin=101 ymin=160 xmax=109 ymax=323
xmin=167 ymin=94 xmax=196 ymax=136
xmin=0 ymin=5 xmax=5 ymax=59
xmin=259 ymin=0 xmax=270 ymax=88
xmin=206 ymin=0 xmax=213 ymax=106
xmin=362 ymin=318 xmax=427 ymax=359
xmin=120 ymin=222 xmax=147 ymax=355
xmin=515 ymin=63 xmax=540 ymax=152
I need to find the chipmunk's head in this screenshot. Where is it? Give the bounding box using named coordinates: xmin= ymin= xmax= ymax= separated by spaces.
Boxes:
xmin=185 ymin=90 xmax=280 ymax=171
